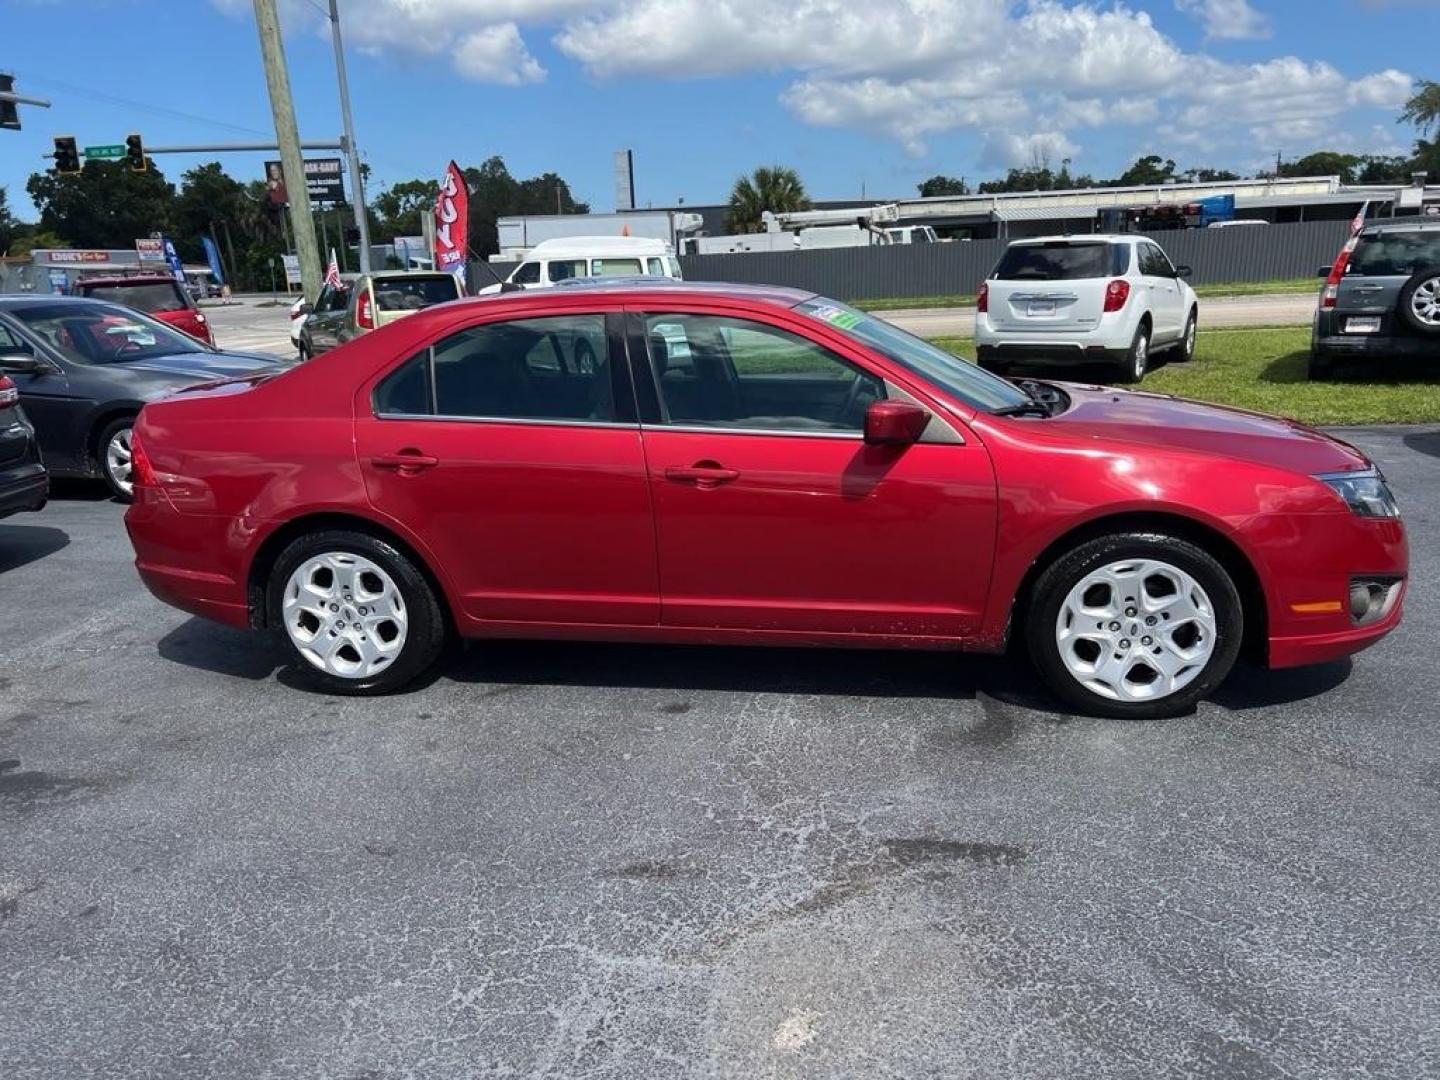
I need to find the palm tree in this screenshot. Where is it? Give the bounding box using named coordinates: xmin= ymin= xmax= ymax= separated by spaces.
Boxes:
xmin=726 ymin=166 xmax=811 ymax=233
xmin=1400 ymin=79 xmax=1440 ymax=138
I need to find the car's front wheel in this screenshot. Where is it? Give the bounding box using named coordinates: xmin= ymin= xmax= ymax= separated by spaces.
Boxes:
xmin=98 ymin=416 xmax=137 ymax=502
xmin=1178 ymin=310 xmax=1198 ymax=362
xmin=1025 ymin=533 xmax=1243 ymax=719
xmin=268 ymin=529 xmax=448 ymax=695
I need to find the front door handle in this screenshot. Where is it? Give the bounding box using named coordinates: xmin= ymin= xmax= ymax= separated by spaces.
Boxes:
xmin=665 ymin=462 xmax=740 ymax=488
xmin=371 ymin=450 xmax=439 ymax=474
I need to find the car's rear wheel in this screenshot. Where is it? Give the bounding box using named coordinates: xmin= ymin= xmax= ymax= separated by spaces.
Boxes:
xmin=1398 ymin=266 xmax=1440 ymax=336
xmin=268 ymin=530 xmax=447 ymax=695
xmin=1116 ymin=325 xmax=1149 ymax=384
xmin=298 ymin=342 xmax=312 ymax=363
xmin=1025 ymin=533 xmax=1243 ymax=719
xmin=98 ymin=416 xmax=136 ymax=503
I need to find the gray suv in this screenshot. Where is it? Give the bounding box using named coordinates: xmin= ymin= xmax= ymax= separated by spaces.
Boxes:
xmin=1311 ymin=219 xmax=1440 ymax=378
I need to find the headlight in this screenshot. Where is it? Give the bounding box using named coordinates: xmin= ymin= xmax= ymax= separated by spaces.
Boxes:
xmin=1315 ymin=467 xmax=1400 ymax=518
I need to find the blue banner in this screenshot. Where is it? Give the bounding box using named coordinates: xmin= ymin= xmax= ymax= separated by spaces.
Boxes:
xmin=201 ymin=235 xmax=226 ymax=285
xmin=161 ymin=237 xmax=185 ymax=284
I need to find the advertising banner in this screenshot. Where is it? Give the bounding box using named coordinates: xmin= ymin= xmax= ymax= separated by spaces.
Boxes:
xmin=433 ymin=161 xmax=468 ymax=277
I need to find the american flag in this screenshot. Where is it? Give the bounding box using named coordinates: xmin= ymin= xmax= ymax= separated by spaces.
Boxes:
xmin=1349 ymin=200 xmax=1370 ymax=237
xmin=324 ymin=248 xmax=342 ymax=288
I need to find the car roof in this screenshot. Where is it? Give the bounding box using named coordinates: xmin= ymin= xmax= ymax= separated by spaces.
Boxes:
xmin=1009 ymin=234 xmax=1133 ymax=246
xmin=529 ymin=236 xmax=672 ymax=256
xmin=74 ymin=275 xmax=180 ymax=286
xmin=473 ymin=280 xmax=814 ymax=306
xmin=368 ymin=270 xmax=453 ymax=281
xmin=1359 ymin=218 xmax=1440 ymax=235
xmin=0 ymin=293 xmax=117 ymax=309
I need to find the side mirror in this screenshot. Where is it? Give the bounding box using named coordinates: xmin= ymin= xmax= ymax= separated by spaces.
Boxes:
xmin=864 ymin=400 xmax=930 ymax=446
xmin=1174 ymin=265 xmax=1192 ymax=279
xmin=298 ymin=302 xmax=314 ymax=315
xmin=1317 ymin=265 xmax=1333 ymax=278
xmin=0 ymin=349 xmax=45 ymax=374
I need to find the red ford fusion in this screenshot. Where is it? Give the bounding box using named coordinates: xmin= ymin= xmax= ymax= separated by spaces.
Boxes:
xmin=124 ymin=283 xmax=1406 ymax=718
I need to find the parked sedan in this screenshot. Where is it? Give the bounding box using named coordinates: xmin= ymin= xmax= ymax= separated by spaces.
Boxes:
xmin=0 ymin=296 xmax=285 ymax=501
xmin=125 ymin=284 xmax=1406 ymax=719
xmin=0 ymin=375 xmax=48 ymax=520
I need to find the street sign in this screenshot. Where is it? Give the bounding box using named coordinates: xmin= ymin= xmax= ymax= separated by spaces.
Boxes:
xmin=281 ymin=254 xmax=302 ymax=286
xmin=85 ymin=144 xmax=126 ymax=160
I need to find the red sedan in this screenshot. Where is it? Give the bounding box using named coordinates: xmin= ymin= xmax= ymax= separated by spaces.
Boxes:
xmin=124 ymin=284 xmax=1407 ymax=718
xmin=73 ymin=275 xmax=215 ymax=345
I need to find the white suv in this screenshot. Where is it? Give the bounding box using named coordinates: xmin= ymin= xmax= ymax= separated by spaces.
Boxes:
xmin=974 ymin=235 xmax=1199 ymax=383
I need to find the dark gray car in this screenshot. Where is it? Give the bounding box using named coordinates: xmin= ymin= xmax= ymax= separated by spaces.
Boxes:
xmin=1312 ymin=218 xmax=1440 ymax=377
xmin=0 ymin=296 xmax=285 ymax=500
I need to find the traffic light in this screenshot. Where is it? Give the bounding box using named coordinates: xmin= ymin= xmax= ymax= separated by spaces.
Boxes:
xmin=52 ymin=135 xmax=80 ymax=174
xmin=0 ymin=74 xmax=19 ymax=131
xmin=125 ymin=132 xmax=145 ymax=172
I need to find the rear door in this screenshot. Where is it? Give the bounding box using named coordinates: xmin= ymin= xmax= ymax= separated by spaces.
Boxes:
xmin=1340 ymin=228 xmax=1440 ymax=331
xmin=307 ymin=284 xmax=350 ymax=352
xmin=986 ymin=241 xmax=1113 ymax=333
xmin=352 ymin=308 xmax=659 ymax=627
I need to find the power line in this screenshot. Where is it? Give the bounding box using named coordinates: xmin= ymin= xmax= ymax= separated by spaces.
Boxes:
xmin=14 ymin=73 xmax=272 ymax=138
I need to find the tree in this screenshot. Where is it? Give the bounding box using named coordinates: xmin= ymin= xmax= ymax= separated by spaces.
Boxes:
xmin=1187 ymin=167 xmax=1240 ymax=182
xmin=8 ymin=229 xmax=68 ymax=257
xmin=917 ymin=174 xmax=970 ymax=197
xmin=371 ymin=178 xmax=440 ymax=241
xmin=726 ymin=166 xmax=810 ymax=233
xmin=1115 ymin=155 xmax=1177 ymax=186
xmin=1400 ymin=79 xmax=1440 ymax=139
xmin=1278 ymin=151 xmax=1362 ymax=183
xmin=0 ymin=187 xmax=15 ymax=254
xmin=26 ymin=160 xmax=175 ymax=249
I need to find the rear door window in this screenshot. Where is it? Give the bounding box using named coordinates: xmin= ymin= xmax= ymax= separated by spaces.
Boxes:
xmin=591 ymin=258 xmax=642 ymax=277
xmin=81 ymin=282 xmax=188 ymax=313
xmin=371 ymin=276 xmax=459 ymax=312
xmin=1349 ymin=231 xmax=1440 ymax=276
xmin=993 ymin=243 xmax=1119 ymax=281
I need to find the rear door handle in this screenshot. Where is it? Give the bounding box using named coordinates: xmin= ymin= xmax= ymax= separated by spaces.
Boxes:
xmin=371 ymin=450 xmax=439 ymax=473
xmin=1353 ymin=285 xmax=1385 ymax=293
xmin=665 ymin=463 xmax=740 ymax=488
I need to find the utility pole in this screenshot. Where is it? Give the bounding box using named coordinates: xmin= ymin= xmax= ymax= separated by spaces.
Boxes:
xmin=328 ymin=0 xmax=372 ymax=273
xmin=253 ymin=0 xmax=323 ymax=302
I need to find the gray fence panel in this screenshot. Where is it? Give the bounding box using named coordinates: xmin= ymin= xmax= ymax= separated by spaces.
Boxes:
xmin=677 ymin=220 xmax=1351 ymax=301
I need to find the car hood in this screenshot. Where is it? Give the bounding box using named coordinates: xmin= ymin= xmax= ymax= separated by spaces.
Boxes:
xmin=122 ymin=350 xmax=286 ymax=381
xmin=1043 ymin=382 xmax=1368 ymax=475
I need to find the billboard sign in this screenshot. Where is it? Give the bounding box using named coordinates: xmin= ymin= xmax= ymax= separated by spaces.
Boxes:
xmin=264 ymin=158 xmax=345 ymax=204
xmin=135 ymin=238 xmax=165 ymax=265
xmin=281 ymin=254 xmax=302 ymax=286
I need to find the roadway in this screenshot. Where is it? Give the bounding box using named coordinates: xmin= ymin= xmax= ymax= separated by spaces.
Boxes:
xmin=202 ymin=291 xmax=1319 ymax=358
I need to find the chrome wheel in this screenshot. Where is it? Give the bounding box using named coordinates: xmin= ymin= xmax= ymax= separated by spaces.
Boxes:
xmin=1411 ymin=275 xmax=1440 ymax=327
xmin=104 ymin=426 xmax=134 ymax=496
xmin=282 ymin=552 xmax=408 ymax=680
xmin=1184 ymin=316 xmax=1197 ymax=358
xmin=1132 ymin=332 xmax=1148 ymax=379
xmin=1055 ymin=558 xmax=1217 ymax=703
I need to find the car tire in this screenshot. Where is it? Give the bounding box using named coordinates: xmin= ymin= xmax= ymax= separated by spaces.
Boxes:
xmin=1177 ymin=310 xmax=1198 ymax=362
xmin=1397 ymin=266 xmax=1440 ymax=336
xmin=1025 ymin=532 xmax=1243 ymax=720
xmin=1308 ymin=353 xmax=1334 ymax=380
xmin=1115 ymin=324 xmax=1150 ymax=384
xmin=298 ymin=342 xmax=312 ymax=363
xmin=97 ymin=416 xmax=137 ymax=503
xmin=267 ymin=529 xmax=448 ymax=696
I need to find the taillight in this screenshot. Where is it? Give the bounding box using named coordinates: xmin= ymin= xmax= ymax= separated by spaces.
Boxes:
xmin=129 ymin=426 xmax=157 ymax=488
xmin=1103 ymin=279 xmax=1131 ymax=312
xmin=0 ymin=375 xmax=16 ymax=409
xmin=1321 ymin=238 xmax=1356 ymax=309
xmin=977 ymin=281 xmax=989 ymax=314
xmin=356 ymin=291 xmax=374 ymax=329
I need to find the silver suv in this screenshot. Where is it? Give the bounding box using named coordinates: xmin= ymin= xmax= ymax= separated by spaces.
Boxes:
xmin=1311 ymin=219 xmax=1440 ymax=378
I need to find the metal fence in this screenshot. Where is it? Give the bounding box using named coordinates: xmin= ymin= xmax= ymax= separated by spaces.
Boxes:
xmin=675 ymin=219 xmax=1351 ymax=301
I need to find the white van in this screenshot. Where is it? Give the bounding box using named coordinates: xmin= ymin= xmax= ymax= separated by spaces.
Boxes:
xmin=479 ymin=236 xmax=683 ymax=294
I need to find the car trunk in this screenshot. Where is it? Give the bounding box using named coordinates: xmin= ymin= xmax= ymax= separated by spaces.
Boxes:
xmin=370 ymin=276 xmax=462 ymax=329
xmin=1333 ymin=229 xmax=1440 ymax=333
xmin=986 ymin=241 xmax=1113 ymax=333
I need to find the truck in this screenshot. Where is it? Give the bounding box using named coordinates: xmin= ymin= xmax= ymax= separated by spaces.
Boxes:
xmin=1098 ymin=194 xmax=1239 ymax=232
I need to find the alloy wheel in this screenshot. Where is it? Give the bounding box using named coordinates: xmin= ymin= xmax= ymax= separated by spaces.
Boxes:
xmin=282 ymin=552 xmax=409 ymax=680
xmin=1411 ymin=276 xmax=1440 ymax=327
xmin=105 ymin=427 xmax=134 ymax=497
xmin=1132 ymin=333 xmax=1148 ymax=380
xmin=1054 ymin=558 xmax=1217 ymax=703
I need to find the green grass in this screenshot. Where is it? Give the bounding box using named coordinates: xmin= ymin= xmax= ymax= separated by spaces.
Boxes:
xmin=927 ymin=327 xmax=1440 ymax=425
xmin=855 ymin=277 xmax=1317 ymax=312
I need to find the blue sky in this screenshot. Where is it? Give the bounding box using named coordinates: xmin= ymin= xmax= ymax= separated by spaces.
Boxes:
xmin=2 ymin=0 xmax=1433 ymax=221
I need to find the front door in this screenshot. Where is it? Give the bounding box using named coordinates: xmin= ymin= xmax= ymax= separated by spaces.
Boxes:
xmin=0 ymin=316 xmax=78 ymax=471
xmin=353 ymin=310 xmax=659 ymax=627
xmin=632 ymin=310 xmax=997 ymax=640
xmin=307 ymin=284 xmax=350 ymax=353
xmin=1140 ymin=243 xmax=1184 ymax=342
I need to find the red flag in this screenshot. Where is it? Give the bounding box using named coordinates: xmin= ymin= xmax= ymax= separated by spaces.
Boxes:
xmin=434 ymin=161 xmax=469 ymax=276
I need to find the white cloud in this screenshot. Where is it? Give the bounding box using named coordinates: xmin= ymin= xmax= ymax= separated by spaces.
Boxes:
xmin=979 ymin=130 xmax=1082 ymax=169
xmin=1174 ymin=0 xmax=1271 ymax=41
xmin=211 ymin=0 xmax=1415 ymax=171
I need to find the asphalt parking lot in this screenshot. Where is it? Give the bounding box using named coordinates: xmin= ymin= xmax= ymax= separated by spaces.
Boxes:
xmin=2 ymin=427 xmax=1438 ymax=1079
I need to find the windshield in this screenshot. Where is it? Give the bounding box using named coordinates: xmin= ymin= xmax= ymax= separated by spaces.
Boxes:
xmin=372 ymin=276 xmax=461 ymax=311
xmin=9 ymin=300 xmax=208 ymax=364
xmin=796 ymin=297 xmax=1029 ymax=412
xmin=81 ymin=282 xmax=188 ymax=313
xmin=993 ymin=242 xmax=1123 ymax=280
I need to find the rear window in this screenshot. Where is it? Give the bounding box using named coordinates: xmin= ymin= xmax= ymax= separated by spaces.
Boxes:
xmin=371 ymin=276 xmax=461 ymax=312
xmin=591 ymin=258 xmax=642 ymax=277
xmin=1349 ymin=231 xmax=1440 ymax=277
xmin=81 ymin=282 xmax=188 ymax=313
xmin=993 ymin=242 xmax=1127 ymax=281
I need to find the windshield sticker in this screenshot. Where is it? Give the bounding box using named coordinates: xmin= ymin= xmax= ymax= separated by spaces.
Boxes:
xmin=810 ymin=304 xmax=862 ymax=330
